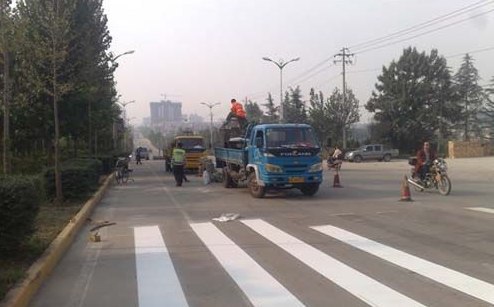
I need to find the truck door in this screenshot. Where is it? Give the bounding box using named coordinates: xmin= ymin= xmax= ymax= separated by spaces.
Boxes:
xmin=249 ymin=129 xmax=264 ymax=164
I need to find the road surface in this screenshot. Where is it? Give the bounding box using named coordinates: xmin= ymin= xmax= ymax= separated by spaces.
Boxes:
xmin=29 ymin=155 xmax=494 ymax=307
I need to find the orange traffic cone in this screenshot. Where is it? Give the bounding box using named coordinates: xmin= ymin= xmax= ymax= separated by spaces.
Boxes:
xmin=333 ymin=172 xmax=343 ymax=188
xmin=400 ymin=175 xmax=413 ymax=201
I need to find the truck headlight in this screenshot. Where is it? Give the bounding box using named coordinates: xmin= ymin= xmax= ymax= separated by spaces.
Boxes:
xmin=308 ymin=163 xmax=322 ymax=172
xmin=266 ymin=164 xmax=283 ymax=173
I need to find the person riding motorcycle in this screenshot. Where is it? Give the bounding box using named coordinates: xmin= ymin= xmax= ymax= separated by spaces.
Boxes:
xmin=225 ymin=98 xmax=247 ymax=129
xmin=413 ymin=141 xmax=437 ymax=181
xmin=327 ymin=146 xmax=343 ymax=170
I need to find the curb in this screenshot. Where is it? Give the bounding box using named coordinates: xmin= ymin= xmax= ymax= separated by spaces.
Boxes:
xmin=0 ymin=174 xmax=114 ymax=307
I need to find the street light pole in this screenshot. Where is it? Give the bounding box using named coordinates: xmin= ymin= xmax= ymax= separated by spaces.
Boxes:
xmin=262 ymin=57 xmax=300 ymax=122
xmin=201 ymin=102 xmax=221 ymax=152
xmin=118 ymin=100 xmax=135 ymax=152
xmin=110 ymin=50 xmax=135 ymax=152
xmin=113 ymin=50 xmax=135 ymax=62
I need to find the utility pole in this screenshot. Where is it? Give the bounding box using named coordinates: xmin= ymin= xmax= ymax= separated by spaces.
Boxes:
xmin=334 ymin=47 xmax=354 ymax=149
xmin=201 ymin=102 xmax=221 ymax=152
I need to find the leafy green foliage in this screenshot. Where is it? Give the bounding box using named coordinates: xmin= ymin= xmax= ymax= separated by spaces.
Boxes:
xmin=308 ymin=88 xmax=330 ymax=143
xmin=326 ymin=87 xmax=360 ymax=148
xmin=245 ymin=100 xmax=263 ymax=123
xmin=453 ymin=54 xmax=485 ymax=141
xmin=44 ymin=158 xmax=101 ymax=200
xmin=283 ymin=86 xmax=307 ymax=123
xmin=262 ymin=93 xmax=279 ymax=123
xmin=366 ymin=47 xmax=458 ymax=153
xmin=0 ymin=175 xmax=42 ymax=256
xmin=482 ymin=77 xmax=494 ymax=140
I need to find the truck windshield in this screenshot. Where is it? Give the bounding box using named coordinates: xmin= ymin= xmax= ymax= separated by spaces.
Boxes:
xmin=180 ymin=139 xmax=204 ymax=149
xmin=266 ymin=128 xmax=318 ymax=149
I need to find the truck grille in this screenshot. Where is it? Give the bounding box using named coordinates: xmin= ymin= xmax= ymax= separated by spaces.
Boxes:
xmin=283 ymin=164 xmax=308 ymax=173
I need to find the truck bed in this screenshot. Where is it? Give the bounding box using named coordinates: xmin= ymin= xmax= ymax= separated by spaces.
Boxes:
xmin=215 ymin=147 xmax=245 ymax=165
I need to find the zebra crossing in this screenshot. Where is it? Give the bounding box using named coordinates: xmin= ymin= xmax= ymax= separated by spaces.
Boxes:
xmin=134 ymin=220 xmax=494 ymax=307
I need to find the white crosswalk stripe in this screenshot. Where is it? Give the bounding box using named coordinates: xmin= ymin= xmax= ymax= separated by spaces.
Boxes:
xmin=190 ymin=222 xmax=307 ymax=307
xmin=134 ymin=226 xmax=189 ymax=307
xmin=466 ymin=207 xmax=494 ymax=214
xmin=312 ymin=224 xmax=494 ymax=305
xmin=241 ymin=219 xmax=428 ymax=307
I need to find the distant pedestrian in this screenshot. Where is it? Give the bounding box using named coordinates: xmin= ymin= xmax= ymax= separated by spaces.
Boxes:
xmin=172 ymin=142 xmax=186 ymax=186
xmin=135 ymin=148 xmax=142 ymax=165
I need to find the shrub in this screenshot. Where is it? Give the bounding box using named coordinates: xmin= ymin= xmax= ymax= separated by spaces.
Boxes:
xmin=80 ymin=155 xmax=115 ymax=174
xmin=0 ymin=175 xmax=43 ymax=257
xmin=44 ymin=158 xmax=102 ymax=200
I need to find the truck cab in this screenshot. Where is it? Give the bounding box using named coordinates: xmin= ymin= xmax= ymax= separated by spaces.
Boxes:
xmin=165 ymin=136 xmax=206 ymax=171
xmin=216 ymin=124 xmax=323 ymax=198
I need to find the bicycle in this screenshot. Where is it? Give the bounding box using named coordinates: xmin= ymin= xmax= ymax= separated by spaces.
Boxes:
xmin=114 ymin=157 xmax=134 ymax=184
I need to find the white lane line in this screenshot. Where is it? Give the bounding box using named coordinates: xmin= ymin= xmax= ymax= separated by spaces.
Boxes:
xmin=466 ymin=207 xmax=494 ymax=214
xmin=242 ymin=219 xmax=427 ymax=307
xmin=134 ymin=226 xmax=188 ymax=307
xmin=190 ymin=222 xmax=306 ymax=307
xmin=312 ymin=224 xmax=494 ymax=305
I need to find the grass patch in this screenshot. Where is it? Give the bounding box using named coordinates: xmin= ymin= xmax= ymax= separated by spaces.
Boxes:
xmin=0 ymin=201 xmax=85 ymax=300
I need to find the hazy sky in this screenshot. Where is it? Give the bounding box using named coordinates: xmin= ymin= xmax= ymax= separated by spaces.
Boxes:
xmin=102 ymin=0 xmax=494 ymax=125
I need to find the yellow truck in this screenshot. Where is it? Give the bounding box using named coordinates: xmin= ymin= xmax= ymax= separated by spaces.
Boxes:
xmin=164 ymin=135 xmax=206 ymax=172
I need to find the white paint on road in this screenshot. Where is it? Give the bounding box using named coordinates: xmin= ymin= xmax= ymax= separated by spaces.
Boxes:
xmin=242 ymin=219 xmax=427 ymax=307
xmin=312 ymin=224 xmax=494 ymax=305
xmin=466 ymin=207 xmax=494 ymax=214
xmin=190 ymin=222 xmax=307 ymax=307
xmin=134 ymin=226 xmax=189 ymax=307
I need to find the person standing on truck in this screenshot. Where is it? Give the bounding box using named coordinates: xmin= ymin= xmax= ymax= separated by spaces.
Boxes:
xmin=225 ymin=98 xmax=247 ymax=129
xmin=172 ymin=142 xmax=186 ymax=186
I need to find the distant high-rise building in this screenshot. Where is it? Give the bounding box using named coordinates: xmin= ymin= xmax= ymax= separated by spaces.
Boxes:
xmin=150 ymin=100 xmax=183 ymax=130
xmin=189 ymin=114 xmax=204 ymax=123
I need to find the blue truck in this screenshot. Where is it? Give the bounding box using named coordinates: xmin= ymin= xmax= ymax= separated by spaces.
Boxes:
xmin=215 ymin=123 xmax=323 ymax=198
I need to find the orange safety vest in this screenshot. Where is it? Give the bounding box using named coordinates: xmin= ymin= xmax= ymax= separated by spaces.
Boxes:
xmin=231 ymin=102 xmax=246 ymax=118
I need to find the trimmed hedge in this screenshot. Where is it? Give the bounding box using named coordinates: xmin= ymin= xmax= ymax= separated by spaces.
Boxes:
xmin=44 ymin=158 xmax=102 ymax=200
xmin=80 ymin=155 xmax=116 ymax=174
xmin=0 ymin=175 xmax=43 ymax=257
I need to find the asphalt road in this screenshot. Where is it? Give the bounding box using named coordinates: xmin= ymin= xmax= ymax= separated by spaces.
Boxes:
xmin=28 ymin=155 xmax=494 ymax=307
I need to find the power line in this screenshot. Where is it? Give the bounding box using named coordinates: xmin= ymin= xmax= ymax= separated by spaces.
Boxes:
xmin=283 ymin=58 xmax=334 ymax=85
xmin=355 ymin=8 xmax=494 ymax=55
xmin=346 ymin=68 xmax=381 ymax=74
xmin=286 ymin=63 xmax=335 ymax=87
xmin=350 ymin=0 xmax=493 ymax=51
xmin=311 ymin=73 xmax=342 ymax=92
xmin=445 ymin=46 xmax=494 ymax=58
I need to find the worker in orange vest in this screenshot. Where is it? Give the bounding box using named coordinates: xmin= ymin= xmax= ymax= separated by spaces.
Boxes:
xmin=225 ymin=98 xmax=247 ymax=129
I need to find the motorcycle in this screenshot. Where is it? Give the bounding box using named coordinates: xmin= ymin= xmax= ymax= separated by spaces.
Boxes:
xmin=327 ymin=157 xmax=342 ymax=172
xmin=407 ymin=157 xmax=452 ymax=196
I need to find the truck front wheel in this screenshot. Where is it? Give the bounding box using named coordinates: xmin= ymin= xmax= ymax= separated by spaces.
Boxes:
xmin=300 ymin=184 xmax=319 ymax=196
xmin=248 ymin=173 xmax=266 ymax=198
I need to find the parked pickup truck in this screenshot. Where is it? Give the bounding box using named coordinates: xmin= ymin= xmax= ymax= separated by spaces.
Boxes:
xmin=345 ymin=144 xmax=399 ymax=162
xmin=215 ymin=124 xmax=323 ymax=198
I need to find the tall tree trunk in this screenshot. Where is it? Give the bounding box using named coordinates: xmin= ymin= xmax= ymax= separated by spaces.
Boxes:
xmin=464 ymin=94 xmax=469 ymax=141
xmin=73 ymin=134 xmax=78 ymax=158
xmin=53 ymin=26 xmax=63 ymax=205
xmin=1 ymin=0 xmax=11 ymax=174
xmin=88 ymin=101 xmax=92 ymax=154
xmin=2 ymin=50 xmax=10 ymax=173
